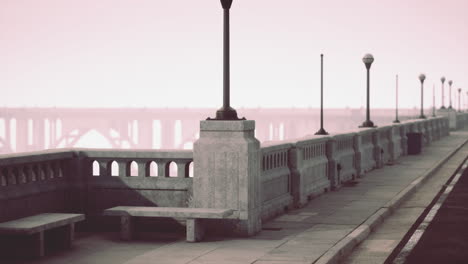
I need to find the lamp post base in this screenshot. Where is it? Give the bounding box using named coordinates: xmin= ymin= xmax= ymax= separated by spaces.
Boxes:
xmin=448 ymin=105 xmax=453 ymax=109
xmin=393 ymin=119 xmax=400 ymax=123
xmin=314 ymin=128 xmax=329 ymax=135
xmin=418 ymin=115 xmax=426 ymax=119
xmin=207 ymin=106 xmax=245 ymax=121
xmin=440 ymin=106 xmax=446 ymax=110
xmin=359 ymin=120 xmax=376 ymax=128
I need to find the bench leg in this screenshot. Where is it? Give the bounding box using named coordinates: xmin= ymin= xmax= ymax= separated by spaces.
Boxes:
xmin=186 ymin=218 xmax=205 ymax=242
xmin=121 ymin=215 xmax=134 ymax=240
xmin=34 ymin=231 xmax=45 ymax=258
xmin=64 ymin=223 xmax=75 ymax=248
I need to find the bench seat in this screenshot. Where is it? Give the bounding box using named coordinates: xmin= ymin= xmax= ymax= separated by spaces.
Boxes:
xmin=0 ymin=213 xmax=85 ymax=257
xmin=103 ymin=206 xmax=234 ymax=242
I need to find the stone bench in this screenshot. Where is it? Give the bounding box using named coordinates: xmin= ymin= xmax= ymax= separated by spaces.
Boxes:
xmin=103 ymin=206 xmax=234 ymax=242
xmin=0 ymin=213 xmax=85 ymax=258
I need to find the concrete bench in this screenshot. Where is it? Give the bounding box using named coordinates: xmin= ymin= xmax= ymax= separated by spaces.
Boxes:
xmin=103 ymin=206 xmax=234 ymax=242
xmin=0 ymin=213 xmax=85 ymax=258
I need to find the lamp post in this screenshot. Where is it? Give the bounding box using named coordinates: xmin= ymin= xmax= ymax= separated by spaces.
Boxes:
xmin=315 ymin=54 xmax=328 ymax=135
xmin=418 ymin=73 xmax=426 ymax=119
xmin=458 ymin=88 xmax=462 ymax=112
xmin=432 ymin=83 xmax=436 ymax=117
xmin=209 ymin=0 xmax=243 ymax=120
xmin=393 ymin=74 xmax=400 ymax=123
xmin=466 ymin=91 xmax=468 ymax=112
xmin=360 ymin=54 xmax=375 ymax=128
xmin=448 ymin=80 xmax=453 ymax=109
xmin=440 ymin=77 xmax=446 ymax=109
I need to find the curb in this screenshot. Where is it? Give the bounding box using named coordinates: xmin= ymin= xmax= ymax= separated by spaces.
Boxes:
xmin=391 ymin=158 xmax=468 ymax=264
xmin=313 ymin=137 xmax=468 ymax=264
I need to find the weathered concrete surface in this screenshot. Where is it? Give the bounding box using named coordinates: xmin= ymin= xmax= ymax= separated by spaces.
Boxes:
xmin=4 ymin=129 xmax=467 ymax=264
xmin=193 ymin=120 xmax=262 ymax=236
xmin=341 ymin=131 xmax=468 ymax=264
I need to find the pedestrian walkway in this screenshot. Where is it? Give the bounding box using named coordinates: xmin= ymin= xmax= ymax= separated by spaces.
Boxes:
xmin=10 ymin=130 xmax=468 ymax=264
xmin=341 ymin=131 xmax=468 ymax=264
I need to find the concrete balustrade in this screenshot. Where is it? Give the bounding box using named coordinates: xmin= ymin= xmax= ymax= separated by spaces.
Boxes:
xmin=377 ymin=126 xmax=393 ymax=165
xmin=391 ymin=124 xmax=403 ymax=159
xmin=357 ymin=129 xmax=377 ymax=173
xmin=290 ymin=135 xmax=330 ymax=207
xmin=260 ymin=142 xmax=293 ymax=221
xmin=332 ymin=133 xmax=358 ymax=184
xmin=1 ymin=114 xmax=467 ymax=239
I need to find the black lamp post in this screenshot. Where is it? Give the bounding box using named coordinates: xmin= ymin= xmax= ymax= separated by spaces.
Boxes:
xmin=458 ymin=88 xmax=462 ymax=112
xmin=440 ymin=77 xmax=446 ymax=109
xmin=432 ymin=83 xmax=436 ymax=117
xmin=448 ymin=80 xmax=453 ymax=109
xmin=360 ymin=54 xmax=376 ymax=128
xmin=209 ymin=0 xmax=243 ymax=120
xmin=315 ymin=54 xmax=328 ymax=135
xmin=393 ymin=74 xmax=400 ymax=123
xmin=418 ymin=73 xmax=426 ymax=119
xmin=465 ymin=91 xmax=468 ymax=111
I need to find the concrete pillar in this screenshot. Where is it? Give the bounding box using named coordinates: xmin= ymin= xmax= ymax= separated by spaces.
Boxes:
xmin=193 ymin=120 xmax=261 ymax=236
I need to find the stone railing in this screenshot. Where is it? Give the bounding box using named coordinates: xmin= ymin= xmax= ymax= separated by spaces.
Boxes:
xmin=377 ymin=126 xmax=393 ymax=165
xmin=0 ymin=150 xmax=77 ymax=222
xmin=292 ymin=135 xmax=330 ymax=206
xmin=333 ymin=133 xmax=358 ymax=185
xmin=0 ymin=149 xmax=193 ymax=223
xmin=260 ymin=142 xmax=293 ymax=221
xmin=357 ymin=129 xmax=376 ymax=173
xmin=82 ymin=149 xmax=193 ymax=214
xmin=1 ymin=114 xmax=465 ymax=236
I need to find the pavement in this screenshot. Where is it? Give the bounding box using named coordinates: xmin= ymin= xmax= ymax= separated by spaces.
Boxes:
xmin=5 ymin=129 xmax=468 ymax=264
xmin=341 ymin=131 xmax=468 ymax=264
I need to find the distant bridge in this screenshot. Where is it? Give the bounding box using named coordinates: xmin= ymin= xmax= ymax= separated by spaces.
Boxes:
xmin=0 ymin=107 xmax=419 ymax=153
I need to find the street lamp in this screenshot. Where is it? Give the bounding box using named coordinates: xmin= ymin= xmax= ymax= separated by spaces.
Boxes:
xmin=418 ymin=73 xmax=426 ymax=119
xmin=208 ymin=0 xmax=243 ymax=120
xmin=393 ymin=74 xmax=400 ymax=123
xmin=315 ymin=54 xmax=328 ymax=135
xmin=360 ymin=53 xmax=376 ymax=128
xmin=458 ymin=88 xmax=462 ymax=112
xmin=465 ymin=91 xmax=468 ymax=112
xmin=440 ymin=77 xmax=446 ymax=109
xmin=448 ymin=80 xmax=453 ymax=109
xmin=432 ymin=83 xmax=436 ymax=117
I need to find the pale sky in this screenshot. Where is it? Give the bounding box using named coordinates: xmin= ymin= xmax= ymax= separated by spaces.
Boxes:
xmin=1 ymin=0 xmax=467 ymax=109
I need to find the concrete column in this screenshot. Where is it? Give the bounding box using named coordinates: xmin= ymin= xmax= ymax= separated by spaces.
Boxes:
xmin=193 ymin=120 xmax=261 ymax=236
xmin=161 ymin=120 xmax=175 ymax=149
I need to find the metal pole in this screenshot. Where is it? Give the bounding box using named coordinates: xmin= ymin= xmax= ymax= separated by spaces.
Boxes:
xmin=211 ymin=0 xmax=241 ymax=120
xmin=394 ymin=74 xmax=400 ymax=123
xmin=223 ymin=8 xmax=230 ymax=110
xmin=315 ymin=54 xmax=328 ymax=135
xmin=449 ymin=83 xmax=452 ymax=109
xmin=419 ymin=81 xmax=425 ymax=118
xmin=441 ymin=81 xmax=445 ymax=109
xmin=366 ymin=68 xmax=370 ymax=123
xmin=432 ymin=83 xmax=436 ymax=117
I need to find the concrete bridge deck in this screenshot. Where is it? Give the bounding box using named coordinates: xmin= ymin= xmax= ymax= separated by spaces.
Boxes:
xmin=5 ymin=129 xmax=468 ymax=264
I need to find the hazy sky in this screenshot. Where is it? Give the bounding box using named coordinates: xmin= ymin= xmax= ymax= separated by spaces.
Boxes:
xmin=1 ymin=0 xmax=467 ymax=109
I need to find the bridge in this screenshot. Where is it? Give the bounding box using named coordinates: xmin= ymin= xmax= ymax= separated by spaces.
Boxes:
xmin=0 ymin=108 xmax=467 ymax=263
xmin=0 ymin=107 xmax=421 ymax=154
